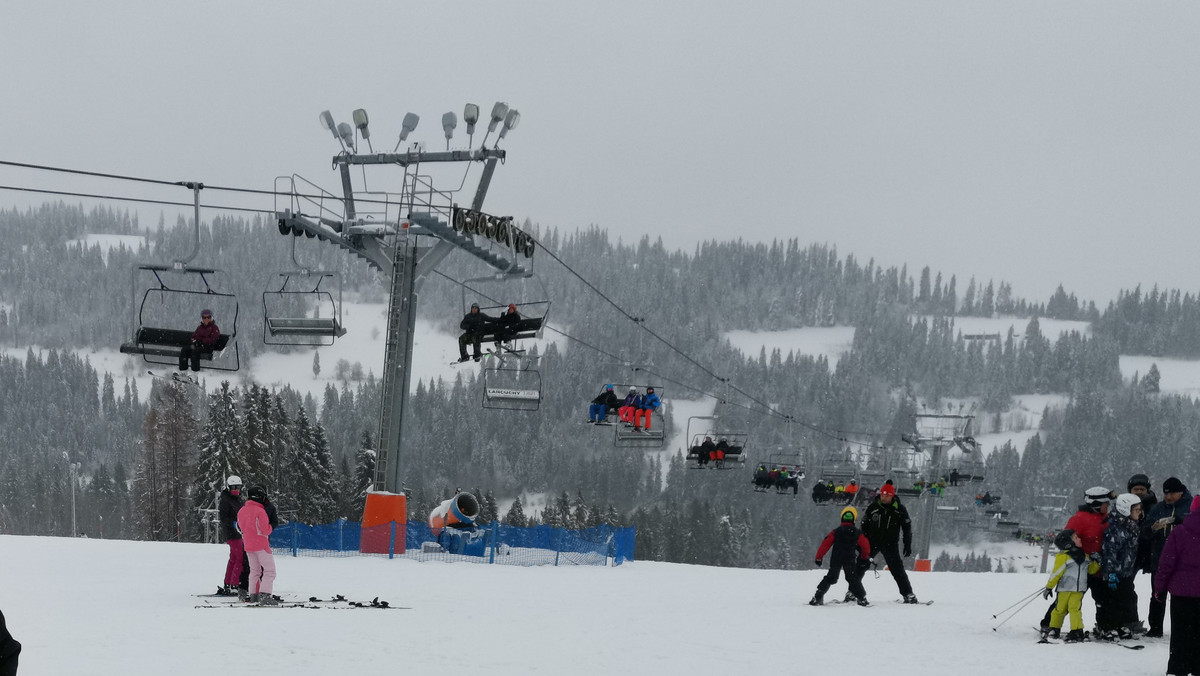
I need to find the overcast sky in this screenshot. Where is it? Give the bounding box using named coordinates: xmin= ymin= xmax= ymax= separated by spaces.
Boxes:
xmin=3 ymin=1 xmax=1199 ymax=304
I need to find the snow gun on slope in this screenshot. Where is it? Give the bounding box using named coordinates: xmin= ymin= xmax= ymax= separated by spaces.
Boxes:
xmin=428 ymin=492 xmax=480 ymax=536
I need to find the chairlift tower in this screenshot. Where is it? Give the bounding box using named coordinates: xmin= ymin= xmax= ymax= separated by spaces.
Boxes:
xmin=274 ymin=103 xmax=531 ymax=495
xmin=901 ymin=412 xmax=979 ymax=559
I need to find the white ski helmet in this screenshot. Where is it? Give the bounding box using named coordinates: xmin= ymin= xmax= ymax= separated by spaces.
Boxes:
xmin=1084 ymin=486 xmax=1110 ymax=507
xmin=226 ymin=475 xmax=242 ymax=489
xmin=1114 ymin=493 xmax=1141 ymax=517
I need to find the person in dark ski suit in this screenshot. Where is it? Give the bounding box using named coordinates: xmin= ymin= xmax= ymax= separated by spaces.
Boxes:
xmin=0 ymin=608 xmax=20 ymax=676
xmin=493 ymin=304 xmax=522 ymax=345
xmin=457 ymin=303 xmax=493 ymax=362
xmin=217 ymin=475 xmax=245 ymax=595
xmin=696 ymin=436 xmax=716 ymax=467
xmin=178 ymin=308 xmax=220 ymax=372
xmin=1144 ymin=477 xmax=1193 ymax=637
xmin=588 ymin=385 xmax=620 ymax=423
xmin=861 ymin=483 xmax=918 ymax=603
xmin=810 ymin=506 xmax=872 ymax=606
xmin=1098 ymin=493 xmax=1144 ymax=639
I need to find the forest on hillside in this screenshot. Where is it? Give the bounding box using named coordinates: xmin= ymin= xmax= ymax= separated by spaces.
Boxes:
xmin=0 ymin=203 xmax=1197 ymax=569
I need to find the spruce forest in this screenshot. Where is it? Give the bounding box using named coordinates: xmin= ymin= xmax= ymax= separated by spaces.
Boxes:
xmin=1 ymin=202 xmax=1198 ymax=569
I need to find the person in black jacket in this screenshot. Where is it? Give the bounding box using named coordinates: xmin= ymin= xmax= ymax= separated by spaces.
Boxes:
xmin=811 ymin=506 xmax=872 ymax=606
xmin=217 ymin=475 xmax=244 ymax=596
xmin=457 ymin=303 xmax=494 ymax=362
xmin=862 ymin=482 xmax=919 ymax=603
xmin=493 ymin=304 xmax=522 ymax=346
xmin=588 ymin=385 xmax=620 ymax=423
xmin=1143 ymin=477 xmax=1193 ymax=637
xmin=0 ymin=609 xmax=19 ymax=676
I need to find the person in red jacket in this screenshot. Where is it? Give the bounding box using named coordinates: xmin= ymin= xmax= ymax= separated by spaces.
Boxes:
xmin=810 ymin=506 xmax=872 ymax=606
xmin=178 ymin=308 xmax=220 ymax=372
xmin=1041 ymin=486 xmax=1110 ymax=631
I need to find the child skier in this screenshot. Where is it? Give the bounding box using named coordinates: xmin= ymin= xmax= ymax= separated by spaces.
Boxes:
xmin=1043 ymin=528 xmax=1097 ymax=642
xmin=810 ymin=506 xmax=872 ymax=606
xmin=1097 ymin=492 xmax=1144 ymax=640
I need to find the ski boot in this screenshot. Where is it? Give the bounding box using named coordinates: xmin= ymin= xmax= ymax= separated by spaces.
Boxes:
xmin=238 ymin=588 xmax=251 ymax=602
xmin=903 ymin=593 xmax=919 ymax=604
xmin=843 ymin=591 xmax=856 ymax=603
xmin=1116 ymin=627 xmax=1134 ymax=640
xmin=856 ymin=596 xmax=870 ymax=607
xmin=808 ymin=592 xmax=824 ymax=606
xmin=1063 ymin=629 xmax=1085 ymax=643
xmin=257 ymin=594 xmax=280 ymax=606
xmin=215 ymin=585 xmax=236 ymax=597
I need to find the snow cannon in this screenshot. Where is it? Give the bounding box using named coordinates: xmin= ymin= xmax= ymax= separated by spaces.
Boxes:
xmin=429 ymin=492 xmax=480 ymax=536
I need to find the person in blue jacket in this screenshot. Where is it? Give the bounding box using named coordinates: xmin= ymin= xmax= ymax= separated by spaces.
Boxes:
xmin=634 ymin=386 xmax=661 ymax=431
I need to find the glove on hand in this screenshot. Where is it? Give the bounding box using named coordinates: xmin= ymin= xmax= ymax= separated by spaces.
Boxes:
xmin=903 ymin=545 xmax=912 ymax=557
xmin=1042 ymin=588 xmax=1053 ymax=600
xmin=1107 ymin=573 xmax=1118 ymax=590
xmin=814 ymin=559 xmax=822 ymax=567
xmin=856 ymin=558 xmax=871 ymax=573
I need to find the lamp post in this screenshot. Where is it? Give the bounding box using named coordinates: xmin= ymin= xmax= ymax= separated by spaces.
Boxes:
xmin=62 ymin=452 xmax=79 ymax=537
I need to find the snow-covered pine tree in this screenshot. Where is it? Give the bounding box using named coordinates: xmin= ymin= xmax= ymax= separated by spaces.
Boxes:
xmin=503 ymin=495 xmax=527 ymax=527
xmin=191 ymin=381 xmax=242 ymax=540
xmin=351 ymin=430 xmax=376 ymax=517
xmin=286 ymin=406 xmax=337 ymax=524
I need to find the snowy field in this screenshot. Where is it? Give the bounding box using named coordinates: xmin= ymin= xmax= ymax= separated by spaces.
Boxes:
xmin=0 ymin=534 xmax=1166 ymax=675
xmin=724 ymin=326 xmax=856 ymax=369
xmin=1119 ymin=355 xmax=1200 ymax=398
xmin=915 ymin=315 xmax=1093 ymax=340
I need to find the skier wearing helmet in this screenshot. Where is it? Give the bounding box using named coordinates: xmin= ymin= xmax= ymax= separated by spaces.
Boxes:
xmin=1097 ymin=493 xmax=1144 ymax=640
xmin=810 ymin=506 xmax=872 ymax=606
xmin=215 ymin=475 xmax=244 ymax=596
xmin=1041 ymin=486 xmax=1112 ymax=632
xmin=588 ymin=384 xmax=620 ymax=423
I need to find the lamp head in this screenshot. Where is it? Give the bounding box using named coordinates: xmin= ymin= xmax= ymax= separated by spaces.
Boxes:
xmin=488 ymin=101 xmax=509 ymax=133
xmin=336 ymin=122 xmax=356 ymax=151
xmin=464 ymin=103 xmax=479 ymax=134
xmin=497 ymin=108 xmax=521 ymax=140
xmin=352 ymin=108 xmax=370 ymax=140
xmin=398 ymin=112 xmax=420 ymax=143
xmin=442 ymin=111 xmax=457 ymax=141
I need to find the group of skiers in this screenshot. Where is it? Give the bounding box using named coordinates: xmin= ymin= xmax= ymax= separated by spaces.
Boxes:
xmin=691 ymin=436 xmax=739 ymax=467
xmin=752 ymin=464 xmax=800 ymax=493
xmin=810 ymin=481 xmax=919 ymax=606
xmin=811 ymin=480 xmax=861 ymax=505
xmin=216 ymin=475 xmax=280 ymax=605
xmin=586 ymin=384 xmax=661 ymax=432
xmin=1038 ymin=475 xmax=1199 ymax=676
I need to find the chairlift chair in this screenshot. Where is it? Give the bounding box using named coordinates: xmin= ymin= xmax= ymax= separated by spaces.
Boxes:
xmin=481 ymin=354 xmax=542 ymax=411
xmin=611 ymin=384 xmax=668 ymax=448
xmin=460 ymin=272 xmax=550 ymax=349
xmin=119 ymin=263 xmax=240 ymax=372
xmin=262 ymin=261 xmax=346 ymax=346
xmin=683 ymin=416 xmax=747 ymax=466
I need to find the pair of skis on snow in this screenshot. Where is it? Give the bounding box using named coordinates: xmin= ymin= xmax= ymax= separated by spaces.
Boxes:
xmin=1035 ymin=628 xmax=1144 ymax=649
xmin=194 ymin=592 xmax=406 ymax=610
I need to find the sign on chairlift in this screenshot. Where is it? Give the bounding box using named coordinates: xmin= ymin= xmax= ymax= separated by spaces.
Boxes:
xmin=484 ymin=387 xmax=540 ymax=401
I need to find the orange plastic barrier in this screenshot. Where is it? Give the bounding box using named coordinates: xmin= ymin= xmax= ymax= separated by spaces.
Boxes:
xmin=360 ymin=491 xmax=407 ymax=554
xmin=914 ymin=558 xmax=932 ymax=572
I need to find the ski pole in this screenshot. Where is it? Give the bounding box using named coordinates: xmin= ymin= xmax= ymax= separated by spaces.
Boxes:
xmin=991 ymin=587 xmax=1046 ymax=619
xmin=991 ymin=590 xmax=1043 ymax=631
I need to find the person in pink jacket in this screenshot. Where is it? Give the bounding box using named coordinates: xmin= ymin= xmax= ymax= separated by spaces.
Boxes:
xmin=236 ymin=485 xmax=277 ymax=605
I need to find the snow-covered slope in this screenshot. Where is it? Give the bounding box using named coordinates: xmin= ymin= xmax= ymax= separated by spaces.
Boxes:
xmin=0 ymin=534 xmax=1166 ymax=675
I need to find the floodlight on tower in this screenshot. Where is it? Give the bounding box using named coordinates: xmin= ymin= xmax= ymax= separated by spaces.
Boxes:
xmin=463 ymin=103 xmax=480 ymax=146
xmin=441 ymin=112 xmax=457 ymax=150
xmin=394 ymin=112 xmax=420 ymax=151
xmin=353 ymin=108 xmax=372 ymax=152
xmin=336 ymin=122 xmax=356 ymax=153
xmin=497 ymin=108 xmax=520 ymax=144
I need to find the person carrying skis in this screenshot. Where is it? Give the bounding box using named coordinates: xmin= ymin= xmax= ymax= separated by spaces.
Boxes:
xmin=1144 ymin=477 xmax=1193 ymax=637
xmin=1153 ymin=494 xmax=1200 ymax=676
xmin=237 ymin=485 xmax=277 ymax=605
xmin=1043 ymin=529 xmax=1096 ymax=642
xmin=178 ymin=308 xmax=220 ymax=372
xmin=810 ymin=506 xmax=872 ymax=606
xmin=216 ymin=475 xmax=244 ymax=596
xmin=1097 ymin=493 xmax=1144 ymax=640
xmin=588 ymin=384 xmax=620 ymax=423
xmin=457 ymin=302 xmax=493 ymax=362
xmin=861 ymin=482 xmax=918 ymax=603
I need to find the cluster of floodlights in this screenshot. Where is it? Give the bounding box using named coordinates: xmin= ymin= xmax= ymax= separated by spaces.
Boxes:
xmin=318 ymin=102 xmax=520 ymax=153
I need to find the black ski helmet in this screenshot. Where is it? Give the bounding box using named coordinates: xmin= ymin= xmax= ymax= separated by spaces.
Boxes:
xmin=1054 ymin=529 xmax=1076 ymax=551
xmin=246 ymin=485 xmax=268 ymax=503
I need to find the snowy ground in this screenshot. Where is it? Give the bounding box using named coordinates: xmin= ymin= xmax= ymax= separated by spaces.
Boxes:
xmin=1120 ymin=355 xmax=1200 ymax=398
xmin=0 ymin=535 xmax=1166 ymax=675
xmin=915 ymin=315 xmax=1093 ymax=340
xmin=724 ymin=326 xmax=855 ymax=369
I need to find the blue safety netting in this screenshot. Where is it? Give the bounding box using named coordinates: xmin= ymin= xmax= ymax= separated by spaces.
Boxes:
xmin=269 ymin=519 xmax=636 ymax=567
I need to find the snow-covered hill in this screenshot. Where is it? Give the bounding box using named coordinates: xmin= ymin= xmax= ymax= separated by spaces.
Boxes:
xmin=0 ymin=534 xmax=1166 ymax=675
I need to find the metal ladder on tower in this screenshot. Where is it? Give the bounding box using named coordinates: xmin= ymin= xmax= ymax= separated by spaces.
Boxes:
xmin=373 ymin=228 xmax=416 ymax=492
